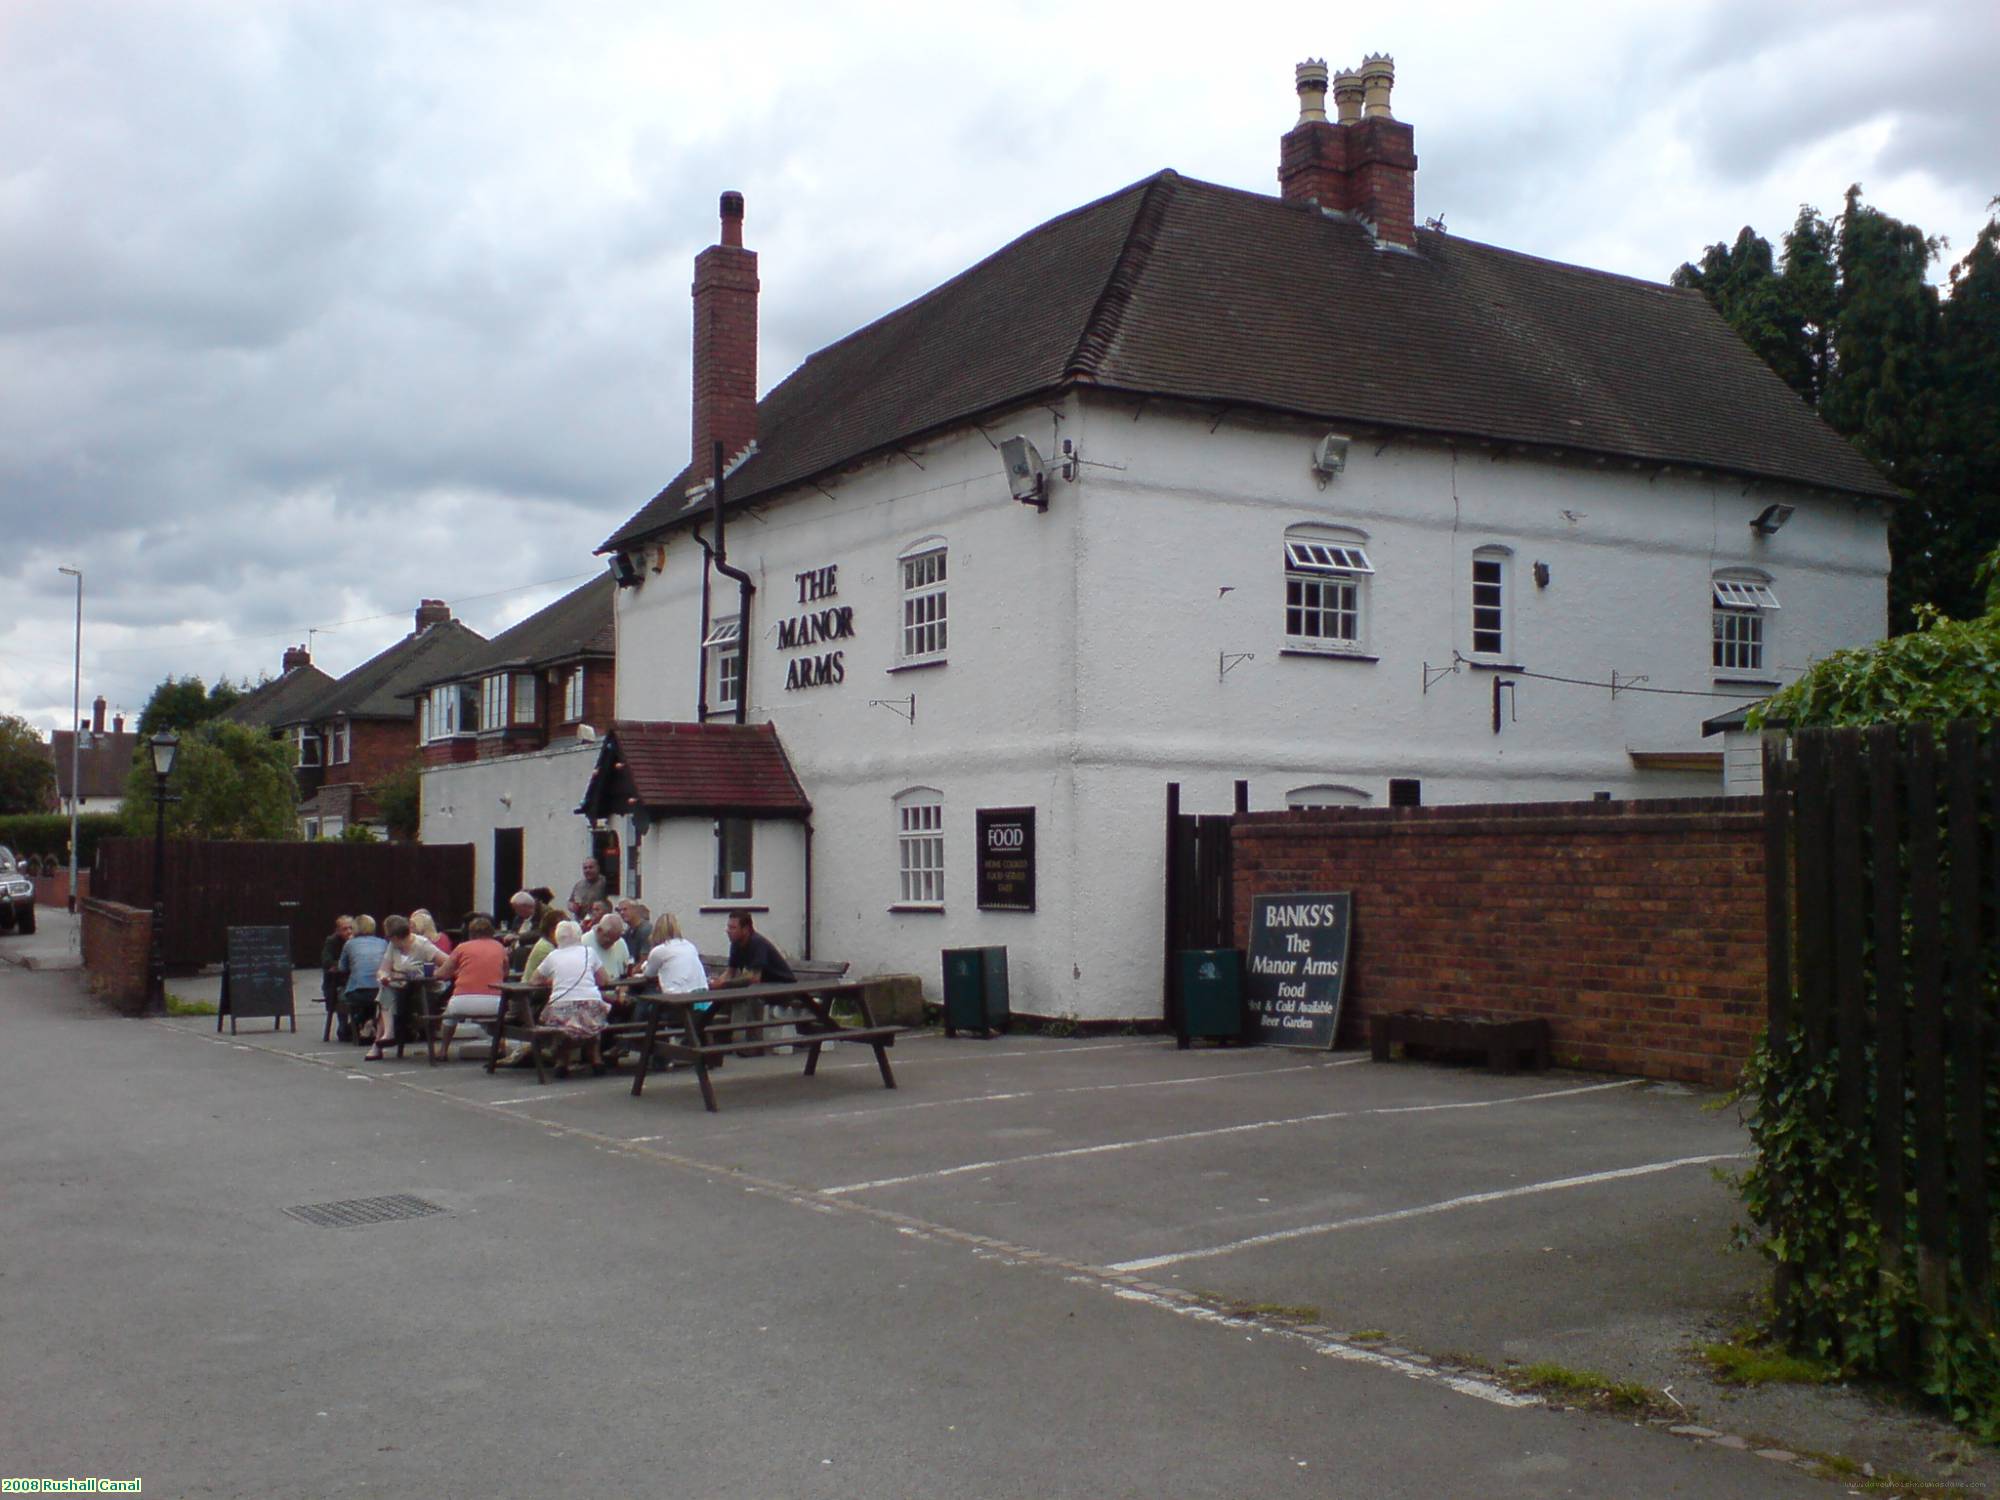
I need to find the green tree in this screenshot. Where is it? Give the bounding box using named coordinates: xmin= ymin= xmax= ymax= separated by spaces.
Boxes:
xmin=120 ymin=720 xmax=298 ymax=839
xmin=135 ymin=675 xmax=245 ymax=737
xmin=1672 ymin=226 xmax=1810 ymax=396
xmin=0 ymin=714 xmax=56 ymax=814
xmin=371 ymin=760 xmax=422 ymax=842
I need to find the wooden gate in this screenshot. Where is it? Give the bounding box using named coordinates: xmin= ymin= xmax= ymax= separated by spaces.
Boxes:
xmin=1763 ymin=722 xmax=1998 ymax=1353
xmin=1162 ymin=784 xmax=1236 ymax=1029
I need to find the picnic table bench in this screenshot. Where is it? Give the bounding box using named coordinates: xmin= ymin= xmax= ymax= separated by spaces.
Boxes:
xmin=628 ymin=978 xmax=902 ymax=1112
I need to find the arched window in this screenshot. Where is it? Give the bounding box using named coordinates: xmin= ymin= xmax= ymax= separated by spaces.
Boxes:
xmin=1713 ymin=568 xmax=1780 ymax=677
xmin=898 ymin=537 xmax=948 ymax=664
xmin=893 ymin=787 xmax=945 ymax=906
xmin=1285 ymin=784 xmax=1372 ymax=809
xmin=1283 ymin=524 xmax=1373 ymax=654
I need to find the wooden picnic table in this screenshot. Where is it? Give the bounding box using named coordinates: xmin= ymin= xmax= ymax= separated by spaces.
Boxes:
xmin=627 ymin=978 xmax=902 ymax=1112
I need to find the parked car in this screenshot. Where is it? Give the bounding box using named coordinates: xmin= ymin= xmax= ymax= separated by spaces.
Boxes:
xmin=1 ymin=846 xmax=36 ymax=935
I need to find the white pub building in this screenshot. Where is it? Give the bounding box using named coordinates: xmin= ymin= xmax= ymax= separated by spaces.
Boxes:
xmin=582 ymin=57 xmax=1893 ymax=1022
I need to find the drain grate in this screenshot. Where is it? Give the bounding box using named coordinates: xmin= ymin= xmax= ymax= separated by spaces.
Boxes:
xmin=284 ymin=1194 xmax=446 ymax=1229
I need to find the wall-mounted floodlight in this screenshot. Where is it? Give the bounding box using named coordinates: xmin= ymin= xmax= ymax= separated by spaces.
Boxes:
xmin=1750 ymin=503 xmax=1795 ymax=535
xmin=1001 ymin=435 xmax=1048 ymax=511
xmin=1312 ymin=433 xmax=1351 ymax=484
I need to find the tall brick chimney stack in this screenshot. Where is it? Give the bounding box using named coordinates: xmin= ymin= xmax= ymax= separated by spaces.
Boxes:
xmin=1278 ymin=54 xmax=1417 ymax=249
xmin=282 ymin=644 xmax=312 ymax=672
xmin=92 ymin=696 xmax=106 ymax=734
xmin=691 ymin=190 xmax=759 ymax=479
xmin=414 ymin=599 xmax=452 ymax=633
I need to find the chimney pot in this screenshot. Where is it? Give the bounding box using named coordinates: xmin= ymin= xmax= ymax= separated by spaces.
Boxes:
xmin=1360 ymin=53 xmax=1395 ymax=118
xmin=719 ymin=190 xmax=745 ymax=247
xmin=282 ymin=643 xmax=312 ymax=672
xmin=92 ymin=696 xmax=106 ymax=734
xmin=1333 ymin=67 xmax=1365 ymax=124
xmin=1293 ymin=59 xmax=1330 ymax=124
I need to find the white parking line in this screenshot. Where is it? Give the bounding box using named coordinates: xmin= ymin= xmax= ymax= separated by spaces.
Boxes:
xmin=819 ymin=1078 xmax=1640 ymax=1194
xmin=488 ymin=1088 xmax=597 ymax=1106
xmin=1108 ymin=1153 xmax=1751 ymax=1272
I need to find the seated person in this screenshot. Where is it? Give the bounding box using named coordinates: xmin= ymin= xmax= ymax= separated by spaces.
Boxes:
xmin=365 ymin=914 xmax=455 ymax=1062
xmin=336 ymin=916 xmax=389 ymax=1047
xmin=586 ymin=911 xmax=631 ymax=981
xmin=712 ymin=909 xmax=796 ymax=987
xmin=434 ymin=916 xmax=508 ymax=1061
xmin=320 ymin=915 xmax=354 ymax=1039
xmin=617 ymin=899 xmax=653 ymax=958
xmin=410 ymin=908 xmax=454 ymax=955
xmin=533 ymin=920 xmax=612 ymax=1074
xmin=501 ymin=890 xmax=543 ymax=976
xmin=636 ymin=912 xmax=708 ymax=1030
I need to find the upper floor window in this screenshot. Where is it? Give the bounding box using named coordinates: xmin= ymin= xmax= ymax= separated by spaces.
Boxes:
xmin=564 ymin=666 xmax=586 ymax=723
xmin=1470 ymin=546 xmax=1511 ymax=657
xmin=426 ymin=683 xmax=477 ymax=740
xmin=417 ymin=699 xmax=430 ymax=744
xmin=899 ymin=540 xmax=947 ymax=664
xmin=327 ymin=719 xmax=350 ymax=766
xmin=1713 ymin=573 xmax=1780 ymax=676
xmin=895 ymin=788 xmax=945 ymax=906
xmin=512 ymin=672 xmax=537 ymax=725
xmin=481 ymin=674 xmax=507 ymax=730
xmin=290 ymin=726 xmax=320 ymax=767
xmin=1283 ymin=526 xmax=1373 ymax=654
xmin=704 ymin=616 xmax=743 ymax=711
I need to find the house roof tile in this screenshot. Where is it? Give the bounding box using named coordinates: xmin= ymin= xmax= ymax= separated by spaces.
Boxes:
xmin=220 ymin=664 xmax=337 ymax=731
xmin=602 ymin=170 xmax=1893 ymax=551
xmin=579 ymin=720 xmax=811 ymax=819
xmin=403 ymin=574 xmax=615 ymax=695
xmin=280 ymin=620 xmax=488 ymax=725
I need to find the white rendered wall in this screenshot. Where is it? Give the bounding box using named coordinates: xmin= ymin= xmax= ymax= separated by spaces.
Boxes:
xmin=419 ymin=741 xmax=601 ymax=913
xmin=636 ymin=815 xmax=807 ymax=961
xmin=613 ymin=391 xmax=1889 ymax=1020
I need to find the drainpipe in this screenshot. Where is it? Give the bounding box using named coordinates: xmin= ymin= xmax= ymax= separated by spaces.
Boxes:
xmin=709 ymin=439 xmax=755 ymax=726
xmin=802 ymin=817 xmax=814 ymax=960
xmin=693 ymin=528 xmax=714 ymax=721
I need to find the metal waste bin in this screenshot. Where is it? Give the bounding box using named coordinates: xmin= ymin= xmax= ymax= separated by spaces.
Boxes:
xmin=942 ymin=946 xmax=1010 ymax=1037
xmin=1177 ymin=948 xmax=1245 ymax=1047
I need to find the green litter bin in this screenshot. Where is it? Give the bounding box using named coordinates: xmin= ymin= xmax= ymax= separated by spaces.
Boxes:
xmin=1177 ymin=948 xmax=1245 ymax=1047
xmin=942 ymin=946 xmax=1010 ymax=1038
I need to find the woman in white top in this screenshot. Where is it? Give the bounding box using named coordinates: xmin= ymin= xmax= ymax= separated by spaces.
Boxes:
xmin=640 ymin=912 xmax=708 ymax=994
xmin=534 ymin=920 xmax=612 ymax=1073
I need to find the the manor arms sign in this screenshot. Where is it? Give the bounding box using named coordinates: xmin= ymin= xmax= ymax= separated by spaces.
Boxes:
xmin=780 ymin=564 xmax=854 ymax=690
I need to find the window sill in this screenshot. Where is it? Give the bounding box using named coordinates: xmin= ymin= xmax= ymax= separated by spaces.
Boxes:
xmin=698 ymin=902 xmax=766 ymax=914
xmin=887 ymin=658 xmax=947 ymax=675
xmin=887 ymin=903 xmax=946 ymax=914
xmin=1280 ymin=648 xmax=1379 ymax=663
xmin=1464 ymin=659 xmax=1524 ymax=672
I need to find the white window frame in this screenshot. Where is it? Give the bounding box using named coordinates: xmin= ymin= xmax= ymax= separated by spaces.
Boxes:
xmin=898 ymin=540 xmax=948 ymax=665
xmin=1470 ymin=546 xmax=1511 ymax=659
xmin=894 ymin=788 xmax=945 ymax=907
xmin=1283 ymin=527 xmax=1373 ymax=654
xmin=704 ymin=616 xmax=743 ymax=711
xmin=713 ymin=816 xmax=753 ymax=900
xmin=564 ymin=666 xmax=586 ymax=723
xmin=327 ymin=719 xmax=350 ymax=766
xmin=481 ymin=674 xmax=507 ymax=730
xmin=291 ymin=725 xmax=320 ymax=767
xmin=427 ymin=685 xmax=458 ymax=740
xmin=1713 ymin=573 xmax=1780 ymax=677
xmin=1285 ymin=784 xmax=1372 ymax=809
xmin=512 ymin=672 xmax=537 ymax=725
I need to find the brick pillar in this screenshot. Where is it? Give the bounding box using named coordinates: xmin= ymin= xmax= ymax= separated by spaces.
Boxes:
xmin=692 ymin=191 xmax=759 ymax=478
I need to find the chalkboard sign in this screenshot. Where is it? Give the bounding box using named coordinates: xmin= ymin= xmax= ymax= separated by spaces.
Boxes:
xmin=975 ymin=807 xmax=1036 ymax=912
xmin=219 ymin=925 xmax=296 ymax=1034
xmin=1244 ymin=892 xmax=1352 ymax=1049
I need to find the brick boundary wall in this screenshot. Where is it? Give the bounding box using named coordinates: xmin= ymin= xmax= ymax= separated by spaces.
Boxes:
xmin=80 ymin=896 xmax=153 ymax=1016
xmin=1229 ymin=797 xmax=1767 ymax=1089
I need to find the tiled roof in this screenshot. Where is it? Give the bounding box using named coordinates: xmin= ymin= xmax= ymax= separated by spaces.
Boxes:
xmin=281 ymin=620 xmax=489 ymax=725
xmin=602 ymin=170 xmax=1894 ymax=551
xmin=403 ymin=575 xmax=614 ymax=695
xmin=48 ymin=729 xmax=138 ymax=801
xmin=579 ymin=721 xmax=811 ymax=819
xmin=221 ymin=664 xmax=336 ymax=730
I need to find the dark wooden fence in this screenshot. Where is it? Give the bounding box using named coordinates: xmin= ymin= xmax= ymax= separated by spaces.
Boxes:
xmin=92 ymin=839 xmax=474 ymax=969
xmin=1764 ymin=722 xmax=1998 ymax=1355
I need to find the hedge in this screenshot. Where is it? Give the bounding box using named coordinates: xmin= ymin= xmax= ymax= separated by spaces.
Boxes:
xmin=0 ymin=812 xmax=124 ymax=866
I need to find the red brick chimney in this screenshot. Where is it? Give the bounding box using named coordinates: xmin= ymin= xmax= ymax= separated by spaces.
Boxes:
xmin=415 ymin=599 xmax=452 ymax=633
xmin=282 ymin=644 xmax=312 ymax=672
xmin=1278 ymin=54 xmax=1417 ymax=248
xmin=113 ymin=714 xmax=125 ymax=734
xmin=92 ymin=696 xmax=106 ymax=734
xmin=691 ymin=190 xmax=759 ymax=479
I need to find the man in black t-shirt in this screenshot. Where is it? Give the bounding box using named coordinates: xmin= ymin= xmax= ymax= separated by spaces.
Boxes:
xmin=714 ymin=910 xmax=796 ymax=987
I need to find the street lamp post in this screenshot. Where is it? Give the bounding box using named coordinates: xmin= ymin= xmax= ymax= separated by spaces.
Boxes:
xmin=57 ymin=566 xmax=82 ymax=913
xmin=145 ymin=732 xmax=179 ymax=1018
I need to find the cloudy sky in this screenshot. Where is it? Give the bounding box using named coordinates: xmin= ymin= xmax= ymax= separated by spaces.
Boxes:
xmin=4 ymin=0 xmax=1995 ymax=734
